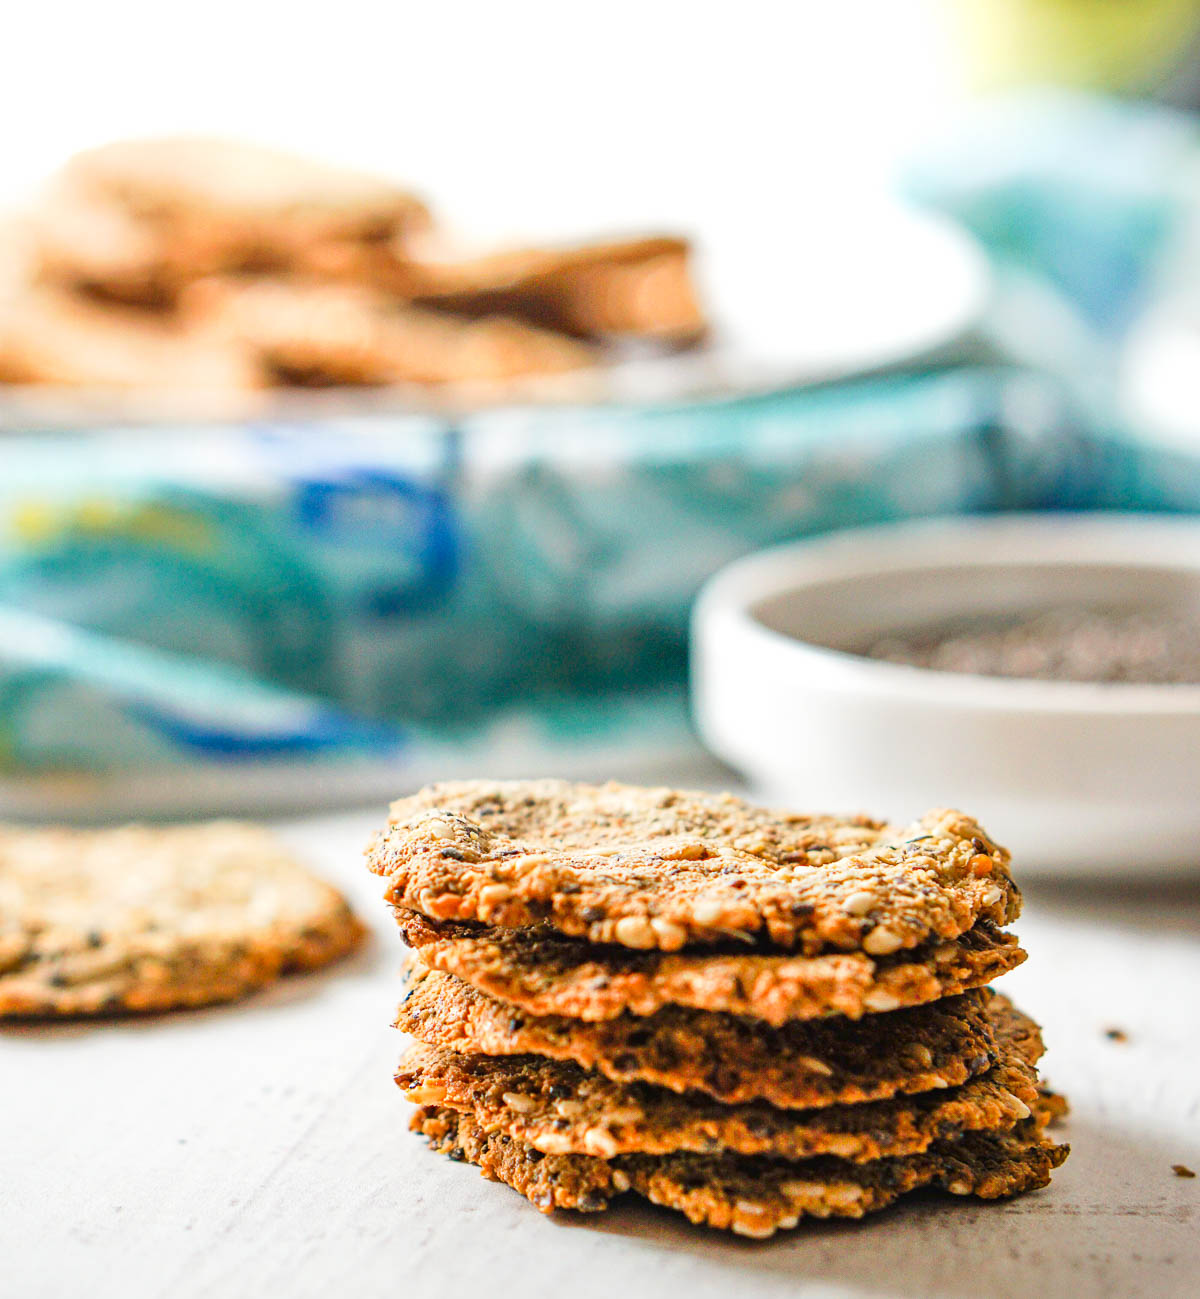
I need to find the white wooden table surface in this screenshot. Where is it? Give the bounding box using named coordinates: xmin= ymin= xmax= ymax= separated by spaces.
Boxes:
xmin=4 ymin=800 xmax=1198 ymax=1299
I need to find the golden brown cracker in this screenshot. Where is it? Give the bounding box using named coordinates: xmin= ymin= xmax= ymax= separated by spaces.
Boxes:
xmin=397 ymin=970 xmax=999 ymax=1108
xmin=393 ymin=909 xmax=1025 ymax=1024
xmin=0 ymin=821 xmax=364 ymax=1016
xmin=397 ymin=993 xmax=1041 ymax=1162
xmin=412 ymin=1105 xmax=1068 ymax=1234
xmin=369 ymin=779 xmax=1019 ymax=955
xmin=186 ymin=277 xmax=595 ymax=386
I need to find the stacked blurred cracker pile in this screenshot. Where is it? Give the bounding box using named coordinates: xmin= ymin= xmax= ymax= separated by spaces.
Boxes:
xmin=367 ymin=779 xmax=1068 ymax=1237
xmin=0 ymin=137 xmax=705 ymax=395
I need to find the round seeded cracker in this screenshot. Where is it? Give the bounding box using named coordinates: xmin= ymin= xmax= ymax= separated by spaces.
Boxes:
xmin=367 ymin=780 xmax=1019 ymax=955
xmin=412 ymin=1104 xmax=1069 ymax=1236
xmin=396 ymin=969 xmax=1000 ymax=1109
xmin=0 ymin=821 xmax=364 ymax=1016
xmin=397 ymin=993 xmax=1042 ymax=1163
xmin=393 ymin=908 xmax=1025 ymax=1024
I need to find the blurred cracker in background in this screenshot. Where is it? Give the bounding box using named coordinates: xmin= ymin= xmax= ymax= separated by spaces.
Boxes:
xmin=1 ymin=135 xmax=705 ymax=398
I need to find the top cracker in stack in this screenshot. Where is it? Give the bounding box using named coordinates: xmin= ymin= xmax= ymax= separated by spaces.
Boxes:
xmin=367 ymin=780 xmax=1067 ymax=1236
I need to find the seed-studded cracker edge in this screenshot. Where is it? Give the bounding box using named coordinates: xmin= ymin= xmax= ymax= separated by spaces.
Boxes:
xmin=0 ymin=822 xmax=367 ymax=1017
xmin=411 ymin=1104 xmax=1069 ymax=1236
xmin=367 ymin=780 xmax=1020 ymax=955
xmin=0 ymin=902 xmax=365 ymax=1017
xmin=396 ymin=993 xmax=1043 ymax=1162
xmin=393 ymin=909 xmax=1026 ymax=1024
xmin=397 ymin=969 xmax=1000 ymax=1108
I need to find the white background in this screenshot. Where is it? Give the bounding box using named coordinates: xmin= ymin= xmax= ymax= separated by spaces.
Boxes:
xmin=1 ymin=1 xmax=960 ymax=240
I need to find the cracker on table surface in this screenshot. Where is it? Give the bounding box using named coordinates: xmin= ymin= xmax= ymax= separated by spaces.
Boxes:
xmin=28 ymin=185 xmax=186 ymax=308
xmin=368 ymin=779 xmax=1019 ymax=955
xmin=412 ymin=1104 xmax=1069 ymax=1235
xmin=396 ymin=236 xmax=706 ymax=342
xmin=0 ymin=821 xmax=365 ymax=1016
xmin=393 ymin=908 xmax=1025 ymax=1024
xmin=397 ymin=969 xmax=999 ymax=1108
xmin=63 ymin=137 xmax=429 ymax=243
xmin=397 ymin=992 xmax=1042 ymax=1162
xmin=184 ymin=277 xmax=595 ymax=387
xmin=0 ymin=281 xmax=259 ymax=391
xmin=26 ymin=138 xmax=428 ymax=308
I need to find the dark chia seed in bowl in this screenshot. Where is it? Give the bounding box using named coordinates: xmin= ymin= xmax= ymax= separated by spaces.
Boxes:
xmin=861 ymin=608 xmax=1200 ymax=685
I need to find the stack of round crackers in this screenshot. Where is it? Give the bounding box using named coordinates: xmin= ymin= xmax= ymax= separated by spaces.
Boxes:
xmin=2 ymin=137 xmax=705 ymax=397
xmin=367 ymin=780 xmax=1068 ymax=1237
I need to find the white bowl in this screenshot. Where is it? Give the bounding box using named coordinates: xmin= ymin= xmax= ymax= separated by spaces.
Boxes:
xmin=692 ymin=514 xmax=1200 ymax=877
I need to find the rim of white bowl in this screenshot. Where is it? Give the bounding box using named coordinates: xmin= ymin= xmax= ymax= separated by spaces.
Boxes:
xmin=694 ymin=513 xmax=1200 ymax=716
